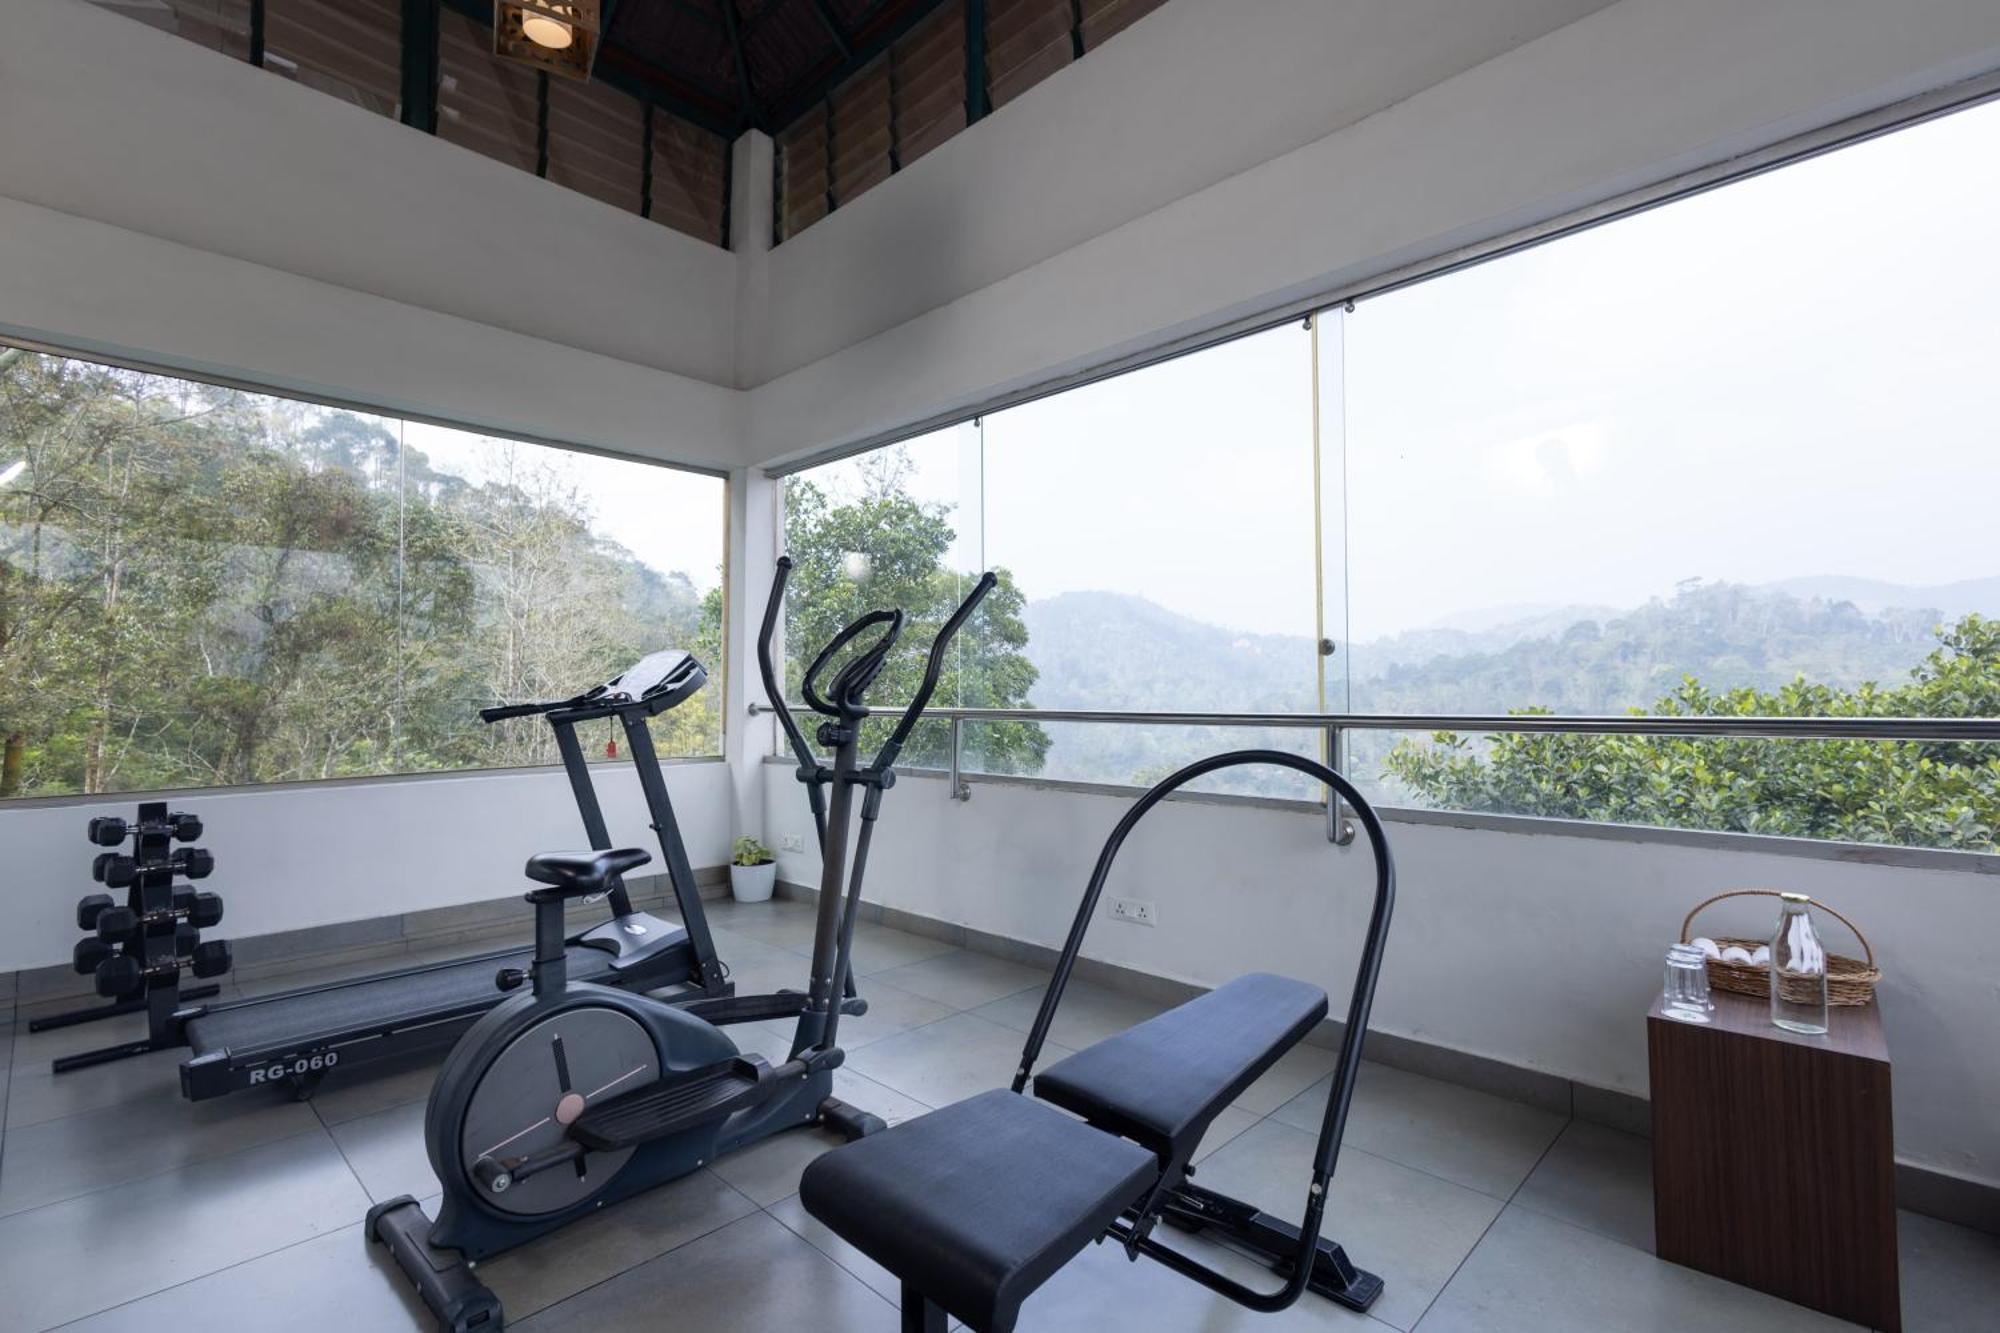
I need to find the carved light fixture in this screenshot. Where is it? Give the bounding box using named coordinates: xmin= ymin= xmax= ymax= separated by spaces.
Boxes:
xmin=495 ymin=0 xmax=602 ymax=81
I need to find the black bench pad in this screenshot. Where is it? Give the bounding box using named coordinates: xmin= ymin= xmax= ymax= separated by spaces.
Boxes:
xmin=1034 ymin=972 xmax=1329 ymax=1164
xmin=799 ymin=1089 xmax=1156 ymax=1333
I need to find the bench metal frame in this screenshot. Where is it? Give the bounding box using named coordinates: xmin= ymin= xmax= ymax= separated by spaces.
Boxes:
xmin=1003 ymin=749 xmax=1398 ymax=1321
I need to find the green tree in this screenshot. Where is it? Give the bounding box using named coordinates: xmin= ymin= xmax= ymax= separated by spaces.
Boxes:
xmin=783 ymin=459 xmax=1046 ymax=773
xmin=1384 ymin=615 xmax=2000 ymax=851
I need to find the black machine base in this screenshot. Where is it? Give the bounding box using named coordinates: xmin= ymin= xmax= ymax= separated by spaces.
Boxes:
xmin=368 ymin=1196 xmax=503 ymax=1333
xmin=819 ymin=1095 xmax=886 ymax=1141
xmin=30 ymin=983 xmax=221 ymax=1037
xmin=1159 ymin=1182 xmax=1384 ymax=1312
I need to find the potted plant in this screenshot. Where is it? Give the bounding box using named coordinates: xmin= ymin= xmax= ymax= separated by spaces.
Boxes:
xmin=729 ymin=836 xmax=778 ymax=903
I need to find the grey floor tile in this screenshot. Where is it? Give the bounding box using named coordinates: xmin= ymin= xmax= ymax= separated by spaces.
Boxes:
xmin=60 ymin=1220 xmax=432 ymax=1332
xmin=480 ymin=1168 xmax=761 ymax=1321
xmin=766 ymin=1191 xmax=905 ymax=1304
xmin=0 ymin=1079 xmax=317 ymax=1217
xmin=705 ymin=1066 xmax=932 ymax=1208
xmin=869 ymin=950 xmax=1049 ymax=1011
xmin=817 ymin=975 xmax=958 ymax=1048
xmin=305 ymin=1046 xmax=449 ymax=1126
xmin=5 ymin=1046 xmax=191 ymax=1129
xmin=1511 ymin=1119 xmax=1655 ymax=1251
xmin=1274 ymin=1063 xmax=1566 ymax=1201
xmin=1415 ymin=1205 xmax=1855 ymax=1332
xmin=327 ymin=1097 xmax=437 ymax=1204
xmin=1898 ymin=1208 xmax=2000 ymax=1333
xmin=1193 ymin=1104 xmax=1263 ymax=1163
xmin=705 ymin=923 xmax=806 ymax=964
xmin=972 ymin=977 xmax=1168 ymax=1049
xmin=1233 ymin=1041 xmax=1341 ymax=1115
xmin=720 ymin=949 xmax=818 ymax=1000
xmin=513 ymin=1208 xmax=899 ymax=1333
xmin=707 ymin=1122 xmax=850 ymax=1207
xmin=1193 ymin=1118 xmax=1504 ymax=1331
xmin=843 ymin=921 xmax=962 ymax=975
xmin=849 ymin=1011 xmax=1071 ymax=1111
xmin=709 ymin=902 xmax=826 ymax=953
xmin=0 ymin=1129 xmax=370 ymax=1331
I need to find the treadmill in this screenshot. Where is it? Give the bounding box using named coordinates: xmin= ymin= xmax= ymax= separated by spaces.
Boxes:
xmin=174 ymin=651 xmax=730 ymax=1101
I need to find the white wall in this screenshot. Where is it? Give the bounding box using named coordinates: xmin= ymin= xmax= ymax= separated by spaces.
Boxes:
xmin=0 ymin=0 xmax=736 ymax=387
xmin=5 ymin=761 xmax=732 ymax=971
xmin=759 ymin=0 xmax=1616 ymax=382
xmin=762 ymin=765 xmax=2000 ymax=1188
xmin=744 ymin=0 xmax=2000 ymax=463
xmin=0 ymin=0 xmax=745 ymax=470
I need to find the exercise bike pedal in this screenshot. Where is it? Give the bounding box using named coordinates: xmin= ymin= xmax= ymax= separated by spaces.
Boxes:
xmin=570 ymin=1057 xmax=771 ymax=1151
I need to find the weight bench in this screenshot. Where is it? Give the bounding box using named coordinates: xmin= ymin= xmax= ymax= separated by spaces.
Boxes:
xmin=800 ymin=750 xmax=1396 ymax=1333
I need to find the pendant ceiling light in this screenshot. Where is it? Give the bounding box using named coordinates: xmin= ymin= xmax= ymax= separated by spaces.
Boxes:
xmin=495 ymin=0 xmax=601 ymax=81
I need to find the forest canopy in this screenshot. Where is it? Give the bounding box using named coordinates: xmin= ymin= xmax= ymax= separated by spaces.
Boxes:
xmin=0 ymin=349 xmax=722 ymax=799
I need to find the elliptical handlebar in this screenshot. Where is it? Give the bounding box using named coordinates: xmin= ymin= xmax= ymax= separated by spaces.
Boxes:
xmin=759 ymin=558 xmax=821 ymax=773
xmin=758 ymin=559 xmax=1000 ymax=776
xmin=802 ymin=609 xmax=906 ymax=719
xmin=873 ymin=572 xmax=997 ymax=771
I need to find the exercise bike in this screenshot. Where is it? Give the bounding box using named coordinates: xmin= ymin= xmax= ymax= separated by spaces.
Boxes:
xmin=370 ymin=557 xmax=997 ymax=1333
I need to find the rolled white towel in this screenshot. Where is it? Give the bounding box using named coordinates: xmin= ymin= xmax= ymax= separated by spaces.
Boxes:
xmin=1720 ymin=945 xmax=1756 ymax=965
xmin=1750 ymin=945 xmax=1771 ymax=966
xmin=1689 ymin=937 xmax=1723 ymax=960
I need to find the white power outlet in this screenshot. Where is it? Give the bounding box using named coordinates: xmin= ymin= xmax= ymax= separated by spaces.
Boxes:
xmin=1109 ymin=898 xmax=1157 ymax=927
xmin=780 ymin=833 xmax=805 ymax=853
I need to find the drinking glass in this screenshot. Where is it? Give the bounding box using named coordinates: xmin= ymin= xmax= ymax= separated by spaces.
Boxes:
xmin=1662 ymin=944 xmax=1713 ymax=1023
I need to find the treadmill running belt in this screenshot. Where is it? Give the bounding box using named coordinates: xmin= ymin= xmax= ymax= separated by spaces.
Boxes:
xmin=184 ymin=945 xmax=619 ymax=1060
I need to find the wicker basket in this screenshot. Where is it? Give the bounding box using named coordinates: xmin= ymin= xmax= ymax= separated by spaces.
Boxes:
xmin=1679 ymin=889 xmax=1881 ymax=1007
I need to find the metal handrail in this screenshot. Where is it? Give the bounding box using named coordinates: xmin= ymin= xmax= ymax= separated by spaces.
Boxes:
xmin=747 ymin=701 xmax=2000 ymax=742
xmin=748 ymin=701 xmax=2000 ymax=845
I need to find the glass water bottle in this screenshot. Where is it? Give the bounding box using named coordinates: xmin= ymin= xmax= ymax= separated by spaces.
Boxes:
xmin=1770 ymin=892 xmax=1829 ymax=1035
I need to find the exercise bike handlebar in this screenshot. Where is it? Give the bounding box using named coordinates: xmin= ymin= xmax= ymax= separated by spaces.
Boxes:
xmin=873 ymin=571 xmax=997 ymax=771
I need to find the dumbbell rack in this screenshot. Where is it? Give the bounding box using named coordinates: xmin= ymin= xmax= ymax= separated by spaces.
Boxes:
xmin=30 ymin=801 xmax=232 ymax=1075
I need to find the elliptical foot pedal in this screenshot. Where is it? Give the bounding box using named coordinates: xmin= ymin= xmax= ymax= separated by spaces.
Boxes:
xmin=570 ymin=1057 xmax=770 ymax=1151
xmin=819 ymin=1095 xmax=886 ymax=1141
xmin=367 ymin=1195 xmax=503 ymax=1332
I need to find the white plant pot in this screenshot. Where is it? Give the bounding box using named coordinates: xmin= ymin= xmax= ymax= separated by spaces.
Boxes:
xmin=730 ymin=861 xmax=777 ymax=903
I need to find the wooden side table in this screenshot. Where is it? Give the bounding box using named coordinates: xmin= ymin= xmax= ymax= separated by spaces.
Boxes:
xmin=1648 ymin=989 xmax=1899 ymax=1331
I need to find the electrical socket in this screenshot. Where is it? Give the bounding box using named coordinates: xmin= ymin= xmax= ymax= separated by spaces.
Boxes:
xmin=780 ymin=833 xmax=805 ymax=853
xmin=1109 ymin=898 xmax=1157 ymax=927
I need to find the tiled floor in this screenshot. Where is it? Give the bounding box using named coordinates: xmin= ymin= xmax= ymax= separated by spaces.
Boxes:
xmin=3 ymin=897 xmax=1993 ymax=1331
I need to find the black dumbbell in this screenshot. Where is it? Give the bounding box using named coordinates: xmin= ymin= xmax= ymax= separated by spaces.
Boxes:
xmin=85 ymin=812 xmax=202 ymax=846
xmin=184 ymin=890 xmax=223 ymax=928
xmin=173 ymin=847 xmax=216 ymax=880
xmin=94 ymin=953 xmax=153 ymax=999
xmin=87 ymin=816 xmax=123 ymax=847
xmin=94 ymin=905 xmax=141 ymax=942
xmin=73 ymin=937 xmax=114 ymax=976
xmin=77 ymin=892 xmax=114 ymax=931
xmin=190 ymin=939 xmax=232 ymax=979
xmin=95 ymin=854 xmax=139 ymax=887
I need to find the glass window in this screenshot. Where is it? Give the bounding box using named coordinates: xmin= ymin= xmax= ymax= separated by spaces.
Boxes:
xmin=1342 ymin=98 xmax=2000 ymax=849
xmin=0 ymin=347 xmax=724 ymax=801
xmin=776 ymin=97 xmax=2000 ymax=850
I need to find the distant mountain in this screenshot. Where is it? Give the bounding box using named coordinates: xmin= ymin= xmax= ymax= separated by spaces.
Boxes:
xmin=1763 ymin=574 xmax=2000 ymax=620
xmin=1016 ymin=578 xmax=1988 ymax=790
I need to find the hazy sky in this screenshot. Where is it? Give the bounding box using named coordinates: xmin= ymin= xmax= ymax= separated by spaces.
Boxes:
xmin=826 ymin=96 xmax=2000 ymax=643
xmin=402 ymin=421 xmax=726 ymax=592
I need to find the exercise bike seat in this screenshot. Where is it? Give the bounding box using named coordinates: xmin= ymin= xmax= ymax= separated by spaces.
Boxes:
xmin=524 ymin=848 xmax=652 ymax=898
